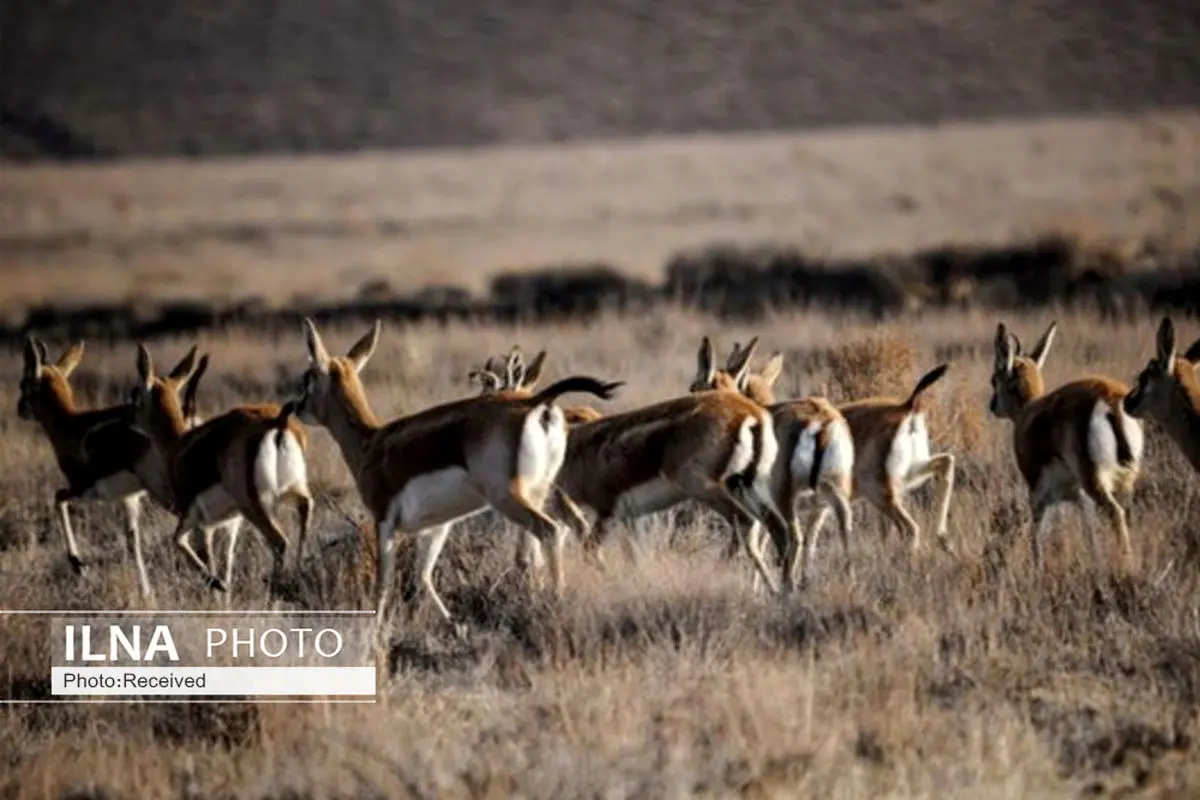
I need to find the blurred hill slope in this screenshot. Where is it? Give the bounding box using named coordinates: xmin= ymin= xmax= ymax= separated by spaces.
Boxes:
xmin=3 ymin=0 xmax=1199 ymax=159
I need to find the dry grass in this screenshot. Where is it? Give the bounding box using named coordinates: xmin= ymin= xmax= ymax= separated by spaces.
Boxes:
xmin=3 ymin=308 xmax=1200 ymax=798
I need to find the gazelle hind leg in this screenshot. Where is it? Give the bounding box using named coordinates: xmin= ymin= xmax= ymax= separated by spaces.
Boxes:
xmin=489 ymin=484 xmax=565 ymax=597
xmin=120 ymin=495 xmax=153 ymax=601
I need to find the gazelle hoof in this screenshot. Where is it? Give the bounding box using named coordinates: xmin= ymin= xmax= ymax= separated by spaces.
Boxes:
xmin=68 ymin=554 xmax=86 ymax=575
xmin=208 ymin=576 xmax=228 ymax=593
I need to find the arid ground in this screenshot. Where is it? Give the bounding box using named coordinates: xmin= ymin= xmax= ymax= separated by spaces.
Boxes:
xmin=2 ymin=305 xmax=1200 ymax=798
xmin=2 ymin=111 xmax=1200 ymax=321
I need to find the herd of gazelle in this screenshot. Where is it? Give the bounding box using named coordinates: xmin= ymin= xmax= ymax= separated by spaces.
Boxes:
xmin=14 ymin=316 xmax=1200 ymax=629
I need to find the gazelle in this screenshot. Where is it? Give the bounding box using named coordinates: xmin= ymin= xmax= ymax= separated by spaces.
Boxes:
xmin=130 ymin=344 xmax=314 ymax=597
xmin=989 ymin=321 xmax=1143 ymax=568
xmin=17 ymin=337 xmax=211 ymax=600
xmin=1123 ymin=317 xmax=1200 ymax=472
xmin=468 ymin=344 xmax=797 ymax=591
xmin=469 ymin=346 xmax=605 ymax=424
xmin=295 ymin=319 xmax=623 ymax=627
xmin=689 ymin=336 xmax=855 ymax=588
xmin=701 ymin=338 xmax=956 ymax=556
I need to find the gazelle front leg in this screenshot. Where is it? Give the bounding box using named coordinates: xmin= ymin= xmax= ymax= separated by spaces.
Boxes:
xmin=53 ymin=488 xmax=86 ymax=575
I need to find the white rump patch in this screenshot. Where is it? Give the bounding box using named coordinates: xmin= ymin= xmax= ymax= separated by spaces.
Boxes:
xmin=387 ymin=468 xmax=487 ymax=532
xmin=821 ymin=420 xmax=855 ymax=480
xmin=723 ymin=418 xmax=757 ymax=480
xmin=886 ymin=412 xmax=931 ymax=481
xmin=790 ymin=421 xmax=822 ymax=487
xmin=518 ymin=405 xmax=567 ymax=493
xmin=254 ymin=429 xmax=309 ymax=498
xmin=1088 ymin=400 xmax=1143 ymax=471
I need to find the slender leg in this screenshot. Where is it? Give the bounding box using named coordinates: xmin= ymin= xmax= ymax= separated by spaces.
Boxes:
xmin=412 ymin=524 xmax=455 ymax=622
xmin=221 ymin=518 xmax=243 ymax=607
xmin=54 ymin=489 xmax=85 ymax=575
xmin=294 ymin=489 xmax=314 ymax=567
xmin=795 ymin=505 xmax=830 ymax=590
xmin=489 ymin=486 xmax=565 ymax=598
xmin=121 ymin=495 xmax=153 ymax=601
xmin=375 ymin=516 xmax=398 ymax=628
xmin=879 ymin=481 xmax=921 ymax=552
xmin=172 ymin=504 xmax=223 ymax=589
xmin=1076 ymin=490 xmax=1103 ymax=569
xmin=676 ymin=474 xmax=780 ymax=594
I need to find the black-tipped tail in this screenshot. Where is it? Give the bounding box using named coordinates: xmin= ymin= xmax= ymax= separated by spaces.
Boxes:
xmin=904 ymin=364 xmax=950 ymax=410
xmin=272 ymin=400 xmax=298 ymax=447
xmin=530 ymin=376 xmax=624 ymax=406
xmin=1107 ymin=411 xmax=1136 ymax=467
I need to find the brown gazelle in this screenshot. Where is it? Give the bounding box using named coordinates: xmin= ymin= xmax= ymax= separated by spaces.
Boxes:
xmin=469 ymin=343 xmax=797 ymax=591
xmin=295 ymin=319 xmax=623 ymax=628
xmin=689 ymin=336 xmax=855 ymax=588
xmin=989 ymin=321 xmax=1144 ymax=568
xmin=17 ymin=337 xmax=211 ymax=600
xmin=469 ymin=346 xmax=605 ymax=424
xmin=1123 ymin=317 xmax=1200 ymax=472
xmin=130 ymin=344 xmax=315 ymax=597
xmin=702 ymin=338 xmax=956 ymax=556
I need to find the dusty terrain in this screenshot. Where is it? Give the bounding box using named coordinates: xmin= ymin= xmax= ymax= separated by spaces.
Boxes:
xmin=2 ymin=309 xmax=1200 ymax=798
xmin=2 ymin=111 xmax=1200 ymax=319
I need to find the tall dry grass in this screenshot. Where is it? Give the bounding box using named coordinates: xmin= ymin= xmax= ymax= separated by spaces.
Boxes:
xmin=1 ymin=308 xmax=1199 ymax=798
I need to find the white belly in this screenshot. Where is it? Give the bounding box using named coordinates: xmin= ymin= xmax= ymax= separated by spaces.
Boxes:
xmin=614 ymin=478 xmax=685 ymax=519
xmin=389 ymin=467 xmax=488 ymax=531
xmin=193 ymin=485 xmax=243 ymax=526
xmin=88 ymin=471 xmax=145 ymax=500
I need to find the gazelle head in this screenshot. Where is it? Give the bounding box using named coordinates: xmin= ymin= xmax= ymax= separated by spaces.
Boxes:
xmin=18 ymin=337 xmax=85 ymax=421
xmin=297 ymin=318 xmax=381 ymax=426
xmin=988 ymin=321 xmax=1057 ymax=419
xmin=130 ymin=344 xmax=202 ymax=436
xmin=468 ymin=346 xmax=546 ymax=395
xmin=1123 ymin=317 xmax=1200 ymax=419
xmin=690 ymin=336 xmax=783 ymax=404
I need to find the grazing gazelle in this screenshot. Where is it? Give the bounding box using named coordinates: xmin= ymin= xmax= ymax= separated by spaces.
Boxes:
xmin=130 ymin=344 xmax=314 ymax=597
xmin=702 ymin=338 xmax=956 ymax=556
xmin=989 ymin=321 xmax=1143 ymax=568
xmin=689 ymin=336 xmax=855 ymax=588
xmin=1123 ymin=317 xmax=1200 ymax=472
xmin=17 ymin=337 xmax=211 ymax=599
xmin=295 ymin=319 xmax=623 ymax=627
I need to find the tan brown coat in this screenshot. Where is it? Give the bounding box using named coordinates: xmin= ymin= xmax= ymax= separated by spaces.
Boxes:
xmin=296 ymin=318 xmax=622 ymax=626
xmin=1123 ymin=317 xmax=1200 ymax=472
xmin=989 ymin=321 xmax=1143 ymax=567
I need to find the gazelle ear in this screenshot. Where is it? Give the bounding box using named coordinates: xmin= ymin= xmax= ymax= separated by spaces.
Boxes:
xmin=696 ymin=336 xmax=717 ymax=386
xmin=760 ymin=353 xmax=784 ymax=388
xmin=303 ymin=317 xmax=330 ymax=366
xmin=55 ymin=341 xmax=85 ymax=377
xmin=994 ymin=323 xmax=1014 ymax=374
xmin=1155 ymin=317 xmax=1177 ymax=367
xmin=183 ymin=353 xmax=210 ymax=421
xmin=522 ymin=350 xmax=547 ymax=389
xmin=1182 ymin=335 xmax=1200 ymax=365
xmin=166 ymin=344 xmax=199 ymax=384
xmin=23 ymin=337 xmax=43 ymax=378
xmin=346 ymin=320 xmax=380 ymax=373
xmin=1029 ymin=321 xmax=1058 ymax=370
xmin=729 ymin=336 xmax=760 ymax=390
xmin=136 ymin=343 xmax=155 ymax=388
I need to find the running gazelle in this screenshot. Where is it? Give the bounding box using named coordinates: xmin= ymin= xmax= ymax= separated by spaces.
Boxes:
xmin=130 ymin=344 xmax=315 ymax=597
xmin=690 ymin=337 xmax=956 ymax=561
xmin=989 ymin=321 xmax=1143 ymax=568
xmin=1123 ymin=317 xmax=1200 ymax=472
xmin=467 ymin=343 xmax=799 ymax=591
xmin=689 ymin=336 xmax=855 ymax=588
xmin=294 ymin=319 xmax=622 ymax=628
xmin=17 ymin=337 xmax=212 ymax=599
